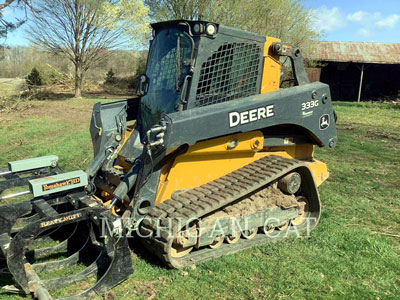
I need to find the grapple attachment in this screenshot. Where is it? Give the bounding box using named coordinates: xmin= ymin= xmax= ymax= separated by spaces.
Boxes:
xmin=0 ymin=157 xmax=133 ymax=299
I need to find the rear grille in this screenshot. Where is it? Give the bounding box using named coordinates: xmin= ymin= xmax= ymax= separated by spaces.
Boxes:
xmin=195 ymin=42 xmax=261 ymax=107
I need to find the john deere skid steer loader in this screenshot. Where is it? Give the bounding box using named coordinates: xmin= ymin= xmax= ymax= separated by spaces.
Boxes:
xmin=0 ymin=20 xmax=337 ymax=299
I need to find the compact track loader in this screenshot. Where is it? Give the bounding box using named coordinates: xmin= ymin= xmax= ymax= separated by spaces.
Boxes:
xmin=0 ymin=20 xmax=337 ymax=299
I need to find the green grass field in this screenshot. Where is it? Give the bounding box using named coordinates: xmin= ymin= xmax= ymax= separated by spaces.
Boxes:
xmin=0 ymin=92 xmax=399 ymax=299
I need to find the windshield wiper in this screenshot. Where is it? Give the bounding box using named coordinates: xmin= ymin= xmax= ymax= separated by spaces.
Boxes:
xmin=175 ymin=34 xmax=181 ymax=91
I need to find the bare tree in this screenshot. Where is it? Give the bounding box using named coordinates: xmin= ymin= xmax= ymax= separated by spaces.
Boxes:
xmin=145 ymin=0 xmax=211 ymax=20
xmin=146 ymin=0 xmax=319 ymax=56
xmin=0 ymin=0 xmax=32 ymax=41
xmin=27 ymin=0 xmax=148 ymax=98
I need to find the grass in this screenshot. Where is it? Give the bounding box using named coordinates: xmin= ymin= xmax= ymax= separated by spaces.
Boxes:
xmin=0 ymin=79 xmax=25 ymax=96
xmin=0 ymin=88 xmax=399 ymax=300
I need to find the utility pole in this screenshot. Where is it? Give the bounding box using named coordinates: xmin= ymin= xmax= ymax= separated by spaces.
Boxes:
xmin=357 ymin=63 xmax=364 ymax=102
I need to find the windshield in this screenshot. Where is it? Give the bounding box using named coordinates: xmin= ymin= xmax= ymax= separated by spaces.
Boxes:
xmin=139 ymin=28 xmax=193 ymax=134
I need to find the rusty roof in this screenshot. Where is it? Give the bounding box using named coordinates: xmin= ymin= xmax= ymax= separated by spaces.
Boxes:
xmin=312 ymin=41 xmax=400 ymax=64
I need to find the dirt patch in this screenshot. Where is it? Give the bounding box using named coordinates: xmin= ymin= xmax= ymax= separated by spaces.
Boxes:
xmin=86 ymin=90 xmax=134 ymax=99
xmin=224 ymin=185 xmax=297 ymax=217
xmin=338 ymin=122 xmax=400 ymax=142
xmin=0 ymin=99 xmax=92 ymax=124
xmin=364 ymin=131 xmax=400 ymax=143
xmin=201 ymin=185 xmax=298 ymax=225
xmin=379 ymin=180 xmax=400 ymax=188
xmin=123 ymin=277 xmax=166 ymax=300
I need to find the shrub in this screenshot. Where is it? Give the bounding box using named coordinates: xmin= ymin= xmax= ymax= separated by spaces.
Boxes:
xmin=104 ymin=68 xmax=117 ymax=84
xmin=129 ymin=56 xmax=147 ymax=89
xmin=26 ymin=67 xmax=43 ymax=86
xmin=27 ymin=64 xmax=64 ymax=86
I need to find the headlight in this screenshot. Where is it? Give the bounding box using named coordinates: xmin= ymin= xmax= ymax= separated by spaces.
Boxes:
xmin=205 ymin=23 xmax=217 ymax=36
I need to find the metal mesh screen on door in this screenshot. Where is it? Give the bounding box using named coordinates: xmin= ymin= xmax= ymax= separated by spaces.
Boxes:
xmin=195 ymin=42 xmax=261 ymax=107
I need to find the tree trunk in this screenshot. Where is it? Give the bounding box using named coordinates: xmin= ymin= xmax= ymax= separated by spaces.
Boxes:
xmin=74 ymin=63 xmax=83 ymax=98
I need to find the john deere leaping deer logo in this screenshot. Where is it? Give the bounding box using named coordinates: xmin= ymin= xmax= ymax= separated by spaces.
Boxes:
xmin=319 ymin=114 xmax=330 ymax=130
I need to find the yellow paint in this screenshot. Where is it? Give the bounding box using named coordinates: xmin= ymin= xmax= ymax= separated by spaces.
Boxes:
xmin=155 ymin=131 xmax=266 ymax=205
xmin=306 ymin=159 xmax=329 ymax=187
xmin=261 ymin=147 xmax=328 ymax=187
xmin=263 ymin=144 xmax=315 ymax=160
xmin=261 ymin=36 xmax=282 ymax=94
xmin=117 ymin=122 xmax=136 ymax=170
xmin=155 ymin=137 xmax=329 ymax=205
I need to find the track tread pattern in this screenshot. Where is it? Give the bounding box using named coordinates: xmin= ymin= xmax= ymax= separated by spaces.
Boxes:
xmin=140 ymin=155 xmax=313 ymax=268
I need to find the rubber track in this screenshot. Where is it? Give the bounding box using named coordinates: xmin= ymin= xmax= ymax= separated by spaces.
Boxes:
xmin=141 ymin=155 xmax=312 ymax=268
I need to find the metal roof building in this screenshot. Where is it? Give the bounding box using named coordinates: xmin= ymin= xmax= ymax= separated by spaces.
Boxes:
xmin=314 ymin=41 xmax=400 ymax=64
xmin=310 ymin=41 xmax=400 ymax=101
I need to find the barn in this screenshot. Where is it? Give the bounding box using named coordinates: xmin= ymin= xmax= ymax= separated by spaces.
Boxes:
xmin=309 ymin=41 xmax=400 ymax=102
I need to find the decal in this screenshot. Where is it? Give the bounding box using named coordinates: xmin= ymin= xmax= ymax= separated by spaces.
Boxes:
xmin=302 ymin=111 xmax=313 ymax=118
xmin=229 ymin=105 xmax=274 ymax=128
xmin=301 ymin=100 xmax=319 ymax=110
xmin=319 ymin=114 xmax=330 ymax=130
xmin=42 ymin=177 xmax=81 ymax=191
xmin=40 ymin=212 xmax=82 ymax=228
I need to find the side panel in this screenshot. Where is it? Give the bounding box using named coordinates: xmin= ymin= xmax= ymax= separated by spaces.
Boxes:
xmin=164 ymin=82 xmax=337 ymax=152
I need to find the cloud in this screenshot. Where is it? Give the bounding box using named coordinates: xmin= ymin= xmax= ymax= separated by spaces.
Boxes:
xmin=375 ymin=14 xmax=400 ymax=29
xmin=347 ymin=11 xmax=368 ymax=23
xmin=358 ymin=28 xmax=373 ymax=38
xmin=313 ymin=6 xmax=399 ymax=41
xmin=312 ymin=6 xmax=347 ymax=33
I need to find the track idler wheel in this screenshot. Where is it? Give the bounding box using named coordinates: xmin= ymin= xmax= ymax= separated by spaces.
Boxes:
xmin=278 ymin=172 xmax=301 ymax=194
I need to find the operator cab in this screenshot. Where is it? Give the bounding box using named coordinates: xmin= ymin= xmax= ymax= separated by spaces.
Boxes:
xmin=138 ymin=22 xmax=195 ymax=134
xmin=137 ymin=20 xmax=266 ymax=136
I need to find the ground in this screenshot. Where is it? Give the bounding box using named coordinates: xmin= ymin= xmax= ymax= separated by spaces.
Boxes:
xmin=0 ymin=80 xmax=399 ymax=300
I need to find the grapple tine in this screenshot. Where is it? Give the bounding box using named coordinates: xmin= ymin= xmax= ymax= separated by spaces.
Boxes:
xmin=5 ymin=207 xmax=133 ymax=299
xmin=32 ymin=228 xmax=91 ymax=273
xmin=25 ymin=263 xmax=53 ymax=300
xmin=40 ymin=247 xmax=105 ymax=291
xmin=6 ymin=208 xmax=90 ymax=294
xmin=55 ymin=233 xmax=133 ymax=300
xmin=0 ymin=201 xmax=34 ymax=233
xmin=29 ymin=222 xmax=81 ymax=260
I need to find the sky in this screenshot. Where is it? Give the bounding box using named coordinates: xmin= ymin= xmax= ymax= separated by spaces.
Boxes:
xmin=2 ymin=0 xmax=400 ymax=46
xmin=306 ymin=0 xmax=400 ymax=42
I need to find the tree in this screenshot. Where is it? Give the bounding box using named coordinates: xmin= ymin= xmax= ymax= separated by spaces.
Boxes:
xmin=27 ymin=0 xmax=149 ymax=98
xmin=104 ymin=68 xmax=116 ymax=84
xmin=145 ymin=0 xmax=211 ymax=20
xmin=0 ymin=0 xmax=32 ymax=41
xmin=26 ymin=67 xmax=42 ymax=86
xmin=146 ymin=0 xmax=318 ymax=55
